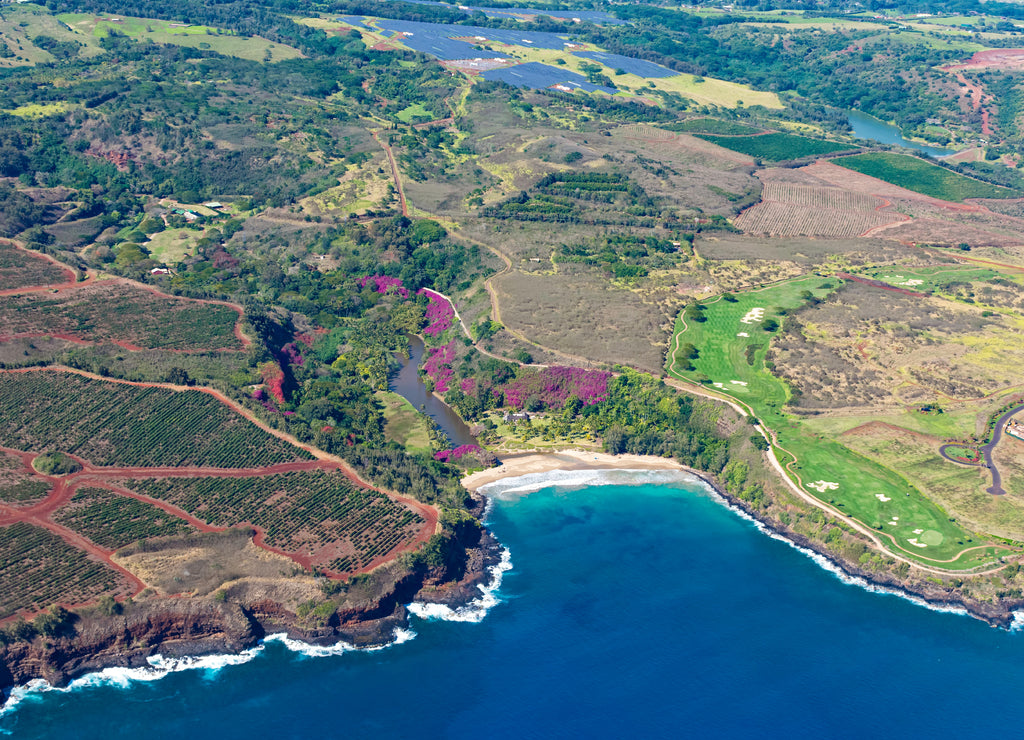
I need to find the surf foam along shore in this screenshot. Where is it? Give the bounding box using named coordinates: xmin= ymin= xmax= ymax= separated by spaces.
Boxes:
xmin=409 ymin=547 xmax=513 ymax=623
xmin=467 ymin=463 xmax=1008 ymax=625
xmin=0 ymin=628 xmax=418 ymax=720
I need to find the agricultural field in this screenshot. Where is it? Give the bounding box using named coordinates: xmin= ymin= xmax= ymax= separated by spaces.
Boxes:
xmin=0 ymin=242 xmax=73 ymax=291
xmin=735 ymin=181 xmax=907 ymax=237
xmin=694 ymin=133 xmax=853 ymax=162
xmin=53 ymin=487 xmax=197 ymax=551
xmin=0 ymin=280 xmax=244 ymax=350
xmin=834 ymin=153 xmax=1018 ymax=201
xmin=0 ymin=371 xmax=311 ymax=467
xmin=669 ymin=118 xmax=763 ymax=135
xmin=0 ymin=522 xmax=130 ymax=619
xmin=124 ymin=470 xmax=426 ymax=574
xmin=0 ymin=451 xmax=50 ymax=506
xmin=58 ymin=13 xmax=303 ymax=63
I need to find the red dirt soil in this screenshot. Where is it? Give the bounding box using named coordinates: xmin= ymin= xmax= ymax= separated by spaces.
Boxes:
xmin=0 ymin=368 xmax=440 ymax=586
xmin=944 ymin=48 xmax=1024 ymax=71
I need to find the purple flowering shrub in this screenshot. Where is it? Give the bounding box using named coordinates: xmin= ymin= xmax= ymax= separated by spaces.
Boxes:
xmin=280 ymin=342 xmax=304 ymax=367
xmin=359 ymin=275 xmax=409 ymax=299
xmin=434 ymin=444 xmax=482 ymax=463
xmin=422 ymin=341 xmax=456 ymax=392
xmin=502 ymin=367 xmax=611 ymax=409
xmin=417 ymin=288 xmax=454 ymax=337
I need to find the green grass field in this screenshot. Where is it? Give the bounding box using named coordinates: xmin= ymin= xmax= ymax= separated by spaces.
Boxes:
xmin=852 ymin=265 xmax=1000 ymax=296
xmin=396 ymin=103 xmax=433 ymax=124
xmin=666 ymin=277 xmax=1011 ymax=568
xmin=834 ymin=153 xmax=1018 ymax=201
xmin=145 ymin=228 xmax=195 ymax=264
xmin=695 ymin=132 xmax=853 ymax=161
xmin=378 ymin=391 xmax=433 ymax=455
xmin=58 ymin=13 xmax=303 ymax=62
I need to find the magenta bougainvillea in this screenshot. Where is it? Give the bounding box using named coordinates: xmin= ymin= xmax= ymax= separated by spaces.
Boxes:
xmin=459 ymin=377 xmax=476 ymax=395
xmin=434 ymin=444 xmax=482 ymax=463
xmin=423 ymin=341 xmax=456 ymax=392
xmin=417 ymin=288 xmax=454 ymax=337
xmin=358 ymin=275 xmax=409 ymax=299
xmin=502 ymin=366 xmax=611 ymax=409
xmin=280 ymin=342 xmax=304 ymax=367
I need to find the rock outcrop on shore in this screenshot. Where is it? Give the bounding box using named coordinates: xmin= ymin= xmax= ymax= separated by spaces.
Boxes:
xmin=0 ymin=530 xmax=502 ymax=701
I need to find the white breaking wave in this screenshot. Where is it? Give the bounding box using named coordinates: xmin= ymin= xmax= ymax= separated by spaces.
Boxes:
xmin=409 ymin=547 xmax=513 ymax=623
xmin=0 ymin=625 xmax=417 ymax=720
xmin=478 ymin=467 xmax=698 ymax=499
xmin=482 ymin=466 xmax=978 ymax=622
xmin=694 ymin=477 xmax=974 ymax=620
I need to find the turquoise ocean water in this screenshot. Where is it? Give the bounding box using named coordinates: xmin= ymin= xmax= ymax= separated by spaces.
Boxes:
xmin=4 ymin=469 xmax=1024 ymax=739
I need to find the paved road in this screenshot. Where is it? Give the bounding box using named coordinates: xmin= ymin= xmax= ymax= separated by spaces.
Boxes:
xmin=939 ymin=404 xmax=1024 ymax=495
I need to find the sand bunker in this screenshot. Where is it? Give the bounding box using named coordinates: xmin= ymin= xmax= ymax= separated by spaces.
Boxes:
xmin=875 ymin=493 xmax=891 ymax=502
xmin=740 ymin=308 xmax=765 ymax=325
xmin=807 ymin=480 xmax=839 ymax=493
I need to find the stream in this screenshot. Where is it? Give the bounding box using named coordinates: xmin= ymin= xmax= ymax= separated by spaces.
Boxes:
xmin=388 ymin=334 xmax=476 ymax=447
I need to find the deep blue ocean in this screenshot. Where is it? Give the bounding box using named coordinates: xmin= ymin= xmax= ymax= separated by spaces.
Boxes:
xmin=5 ymin=468 xmax=1024 ymax=739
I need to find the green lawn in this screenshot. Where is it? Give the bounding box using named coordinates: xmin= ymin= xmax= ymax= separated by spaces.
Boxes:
xmin=396 ymin=103 xmax=433 ymax=124
xmin=834 ymin=152 xmax=1018 ymax=201
xmin=378 ymin=391 xmax=433 ymax=455
xmin=695 ymin=132 xmax=853 ymax=161
xmin=852 ymin=265 xmax=1000 ymax=295
xmin=666 ymin=276 xmax=1011 ymax=568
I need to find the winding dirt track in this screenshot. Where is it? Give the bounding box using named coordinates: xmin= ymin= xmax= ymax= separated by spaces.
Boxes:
xmin=372 ymin=131 xmax=409 ymax=217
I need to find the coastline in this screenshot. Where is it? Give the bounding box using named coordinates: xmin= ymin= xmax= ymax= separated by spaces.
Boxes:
xmin=462 ymin=450 xmax=685 ymax=490
xmin=465 ymin=449 xmax=1024 ymax=629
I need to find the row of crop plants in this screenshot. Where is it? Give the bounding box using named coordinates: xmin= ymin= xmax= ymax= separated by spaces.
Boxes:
xmin=0 ymin=242 xmax=71 ymax=291
xmin=0 ymin=283 xmax=241 ymax=350
xmin=53 ymin=487 xmax=197 ymax=550
xmin=0 ymin=372 xmax=310 ymax=467
xmin=0 ymin=522 xmax=126 ymax=618
xmin=0 ymin=479 xmax=51 ymax=505
xmin=124 ymin=470 xmax=424 ymax=572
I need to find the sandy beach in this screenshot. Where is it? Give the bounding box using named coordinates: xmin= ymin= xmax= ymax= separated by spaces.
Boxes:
xmin=461 ymin=450 xmax=684 ymax=491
